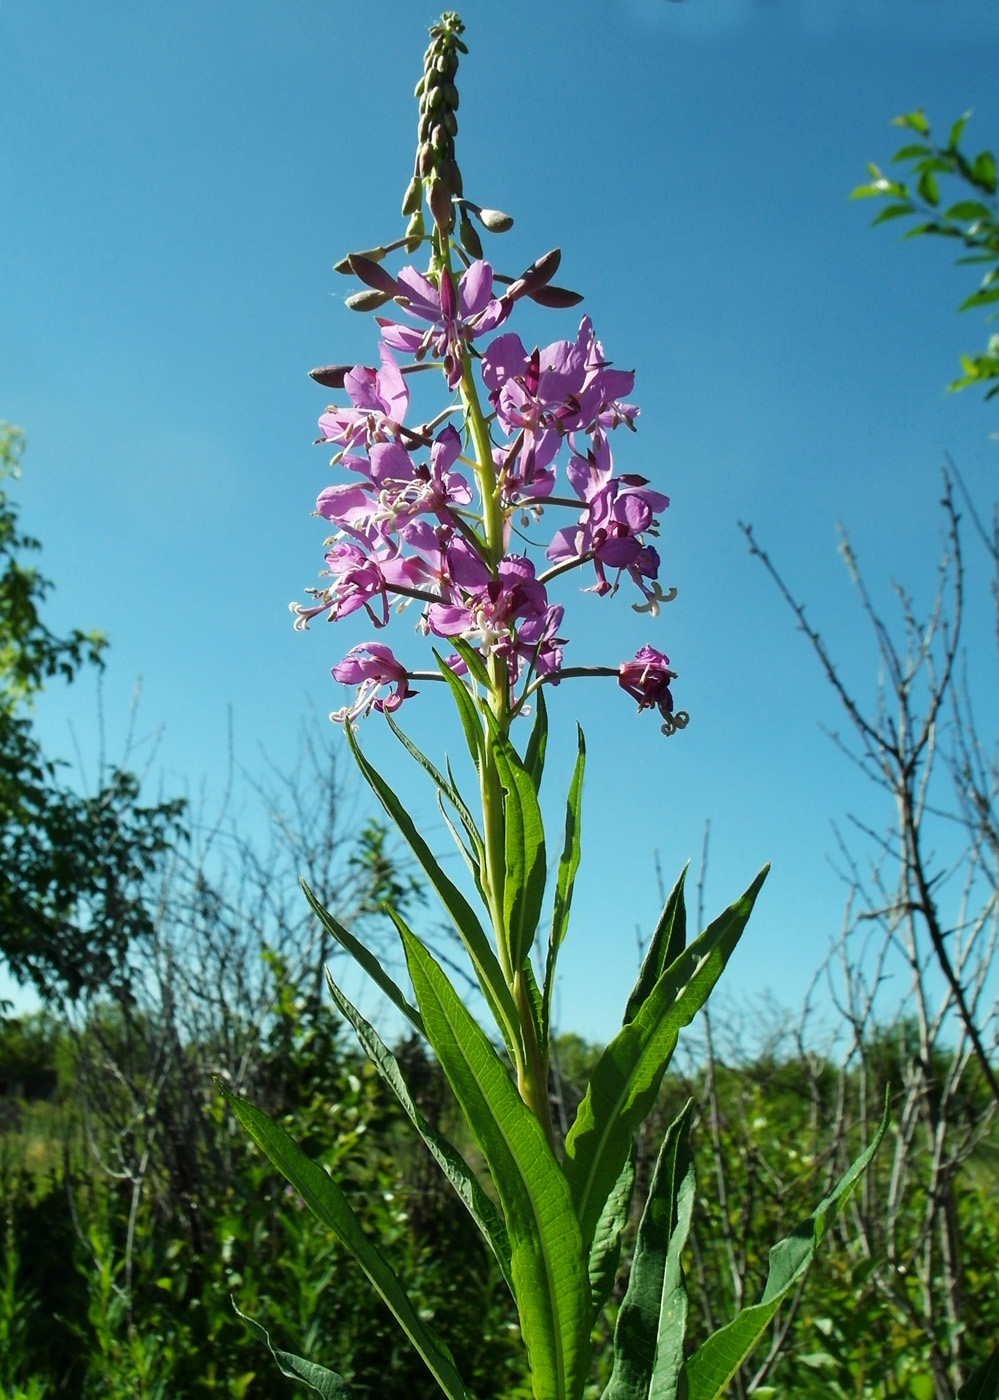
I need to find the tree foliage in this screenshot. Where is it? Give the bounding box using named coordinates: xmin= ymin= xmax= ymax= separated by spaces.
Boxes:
xmin=0 ymin=423 xmax=185 ymax=1002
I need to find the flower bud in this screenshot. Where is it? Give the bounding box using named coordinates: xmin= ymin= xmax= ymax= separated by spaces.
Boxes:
xmin=348 ymin=254 xmax=399 ymax=295
xmin=528 ymin=284 xmax=584 ymax=308
xmin=429 ymin=177 xmax=454 ymax=233
xmin=414 ymin=76 xmax=425 ymax=98
xmin=442 ymin=81 xmax=459 ymax=109
xmin=476 ymin=207 xmax=514 ymax=232
xmin=458 ymin=214 xmax=483 ymax=259
xmin=309 ymin=365 xmax=352 ymax=388
xmin=505 ymin=248 xmax=562 ymax=302
xmin=418 ymin=144 xmax=434 ymax=177
xmin=441 ymin=157 xmax=463 ymax=197
xmin=401 ymin=176 xmax=422 ymax=216
xmin=404 ymin=210 xmax=425 ymax=253
xmin=344 ymin=289 xmax=393 ymax=312
xmin=443 ymin=110 xmax=458 ymax=138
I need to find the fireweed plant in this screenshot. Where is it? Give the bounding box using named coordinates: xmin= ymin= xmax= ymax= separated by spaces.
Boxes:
xmin=224 ymin=16 xmax=888 ymax=1400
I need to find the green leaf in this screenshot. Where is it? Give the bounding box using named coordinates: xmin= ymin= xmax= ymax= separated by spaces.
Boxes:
xmin=386 ymin=712 xmax=484 ymax=864
xmin=683 ymin=1094 xmax=890 ymax=1400
xmin=543 ymin=725 xmax=586 ymax=1036
xmin=893 ymin=109 xmax=930 ymax=137
xmin=947 ymin=111 xmax=971 ymax=152
xmin=220 ymin=1087 xmax=467 ymax=1400
xmin=448 ymin=636 xmax=492 ymax=691
xmin=432 ymin=651 xmax=486 ymax=772
xmin=400 ymin=928 xmax=592 ymax=1400
xmin=587 ymin=1150 xmax=636 ymax=1320
xmin=232 ymin=1304 xmax=356 ymax=1399
xmin=971 ymin=151 xmax=998 ymax=195
xmin=524 ymin=687 xmax=549 ymax=795
xmin=870 ymin=202 xmax=915 ymax=226
xmin=603 ymin=1101 xmax=695 ymax=1400
xmin=917 ymin=170 xmax=940 ymax=207
xmin=890 ymin=142 xmax=931 ymax=163
xmin=345 ymin=724 xmax=521 ymax=1057
xmin=943 ymin=200 xmax=993 ymax=223
xmin=323 ymin=965 xmax=514 ymax=1294
xmin=563 ymin=867 xmax=768 ymax=1253
xmin=958 ymin=285 xmax=999 ymax=312
xmin=493 ymin=736 xmax=547 ymax=972
xmin=957 ymin=1342 xmax=999 ymax=1399
xmin=301 ymin=879 xmax=424 ymax=1036
xmin=623 ymin=866 xmax=688 ymax=1026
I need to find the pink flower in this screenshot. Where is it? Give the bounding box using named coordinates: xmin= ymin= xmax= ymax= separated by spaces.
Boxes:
xmin=331 ymin=643 xmax=414 ymax=723
xmin=618 ymin=644 xmax=676 ymax=719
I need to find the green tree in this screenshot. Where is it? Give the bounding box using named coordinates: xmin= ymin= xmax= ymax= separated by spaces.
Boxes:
xmin=0 ymin=422 xmax=184 ymax=1003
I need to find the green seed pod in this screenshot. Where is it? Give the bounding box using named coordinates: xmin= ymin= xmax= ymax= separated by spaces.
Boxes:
xmin=458 ymin=214 xmax=483 ymax=260
xmin=477 ymin=207 xmax=514 ymax=233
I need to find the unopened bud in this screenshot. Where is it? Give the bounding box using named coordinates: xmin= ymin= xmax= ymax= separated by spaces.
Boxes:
xmin=348 ymin=254 xmax=398 ymax=296
xmin=404 ymin=210 xmax=425 ymax=253
xmin=431 ymin=123 xmax=447 ymax=152
xmin=441 ymin=158 xmax=463 ymax=197
xmin=401 ymin=176 xmax=422 ymax=216
xmin=345 ymin=289 xmax=393 ymax=312
xmin=505 ymin=248 xmax=562 ymax=301
xmin=477 ymin=207 xmax=514 ymax=233
xmin=309 ymin=365 xmax=352 ymax=388
xmin=528 ymin=284 xmax=585 ymax=309
xmin=414 ymin=76 xmax=425 ymax=98
xmin=429 ymin=177 xmax=454 ymax=234
xmin=443 ymin=110 xmax=458 ymax=138
xmin=442 ymin=82 xmax=458 ymax=109
xmin=418 ymin=144 xmax=435 ymax=177
xmin=458 ymin=215 xmax=483 ymax=259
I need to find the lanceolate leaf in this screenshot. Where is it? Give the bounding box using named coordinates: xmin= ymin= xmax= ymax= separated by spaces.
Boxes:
xmin=400 ymin=928 xmax=592 ymax=1400
xmin=301 ymin=879 xmax=424 ymax=1036
xmin=523 ymin=687 xmax=549 ymax=794
xmin=543 ymin=726 xmax=585 ymax=1039
xmin=493 ymin=736 xmax=547 ymax=971
xmin=587 ymin=1149 xmax=635 ymax=1321
xmin=623 ymin=866 xmax=688 ymax=1026
xmin=323 ymin=965 xmax=514 ymax=1294
xmin=603 ymin=1101 xmax=695 ymax=1400
xmin=563 ymin=868 xmax=768 ymax=1252
xmin=345 ymin=725 xmax=521 ymax=1057
xmin=233 ymin=1304 xmax=356 ymax=1399
xmin=433 ymin=650 xmax=487 ymax=773
xmin=683 ymin=1094 xmax=890 ymax=1400
xmin=220 ymin=1086 xmax=467 ymax=1400
xmin=386 ymin=712 xmax=484 ymax=864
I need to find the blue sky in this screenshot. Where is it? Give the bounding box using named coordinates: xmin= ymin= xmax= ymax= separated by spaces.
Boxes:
xmin=2 ymin=0 xmax=998 ymax=1041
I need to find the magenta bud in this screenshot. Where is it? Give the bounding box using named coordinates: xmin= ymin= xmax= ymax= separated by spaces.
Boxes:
xmin=429 ymin=178 xmax=454 ymax=233
xmin=348 ymin=255 xmax=399 ymax=296
xmin=418 ymin=144 xmax=434 ymax=177
xmin=441 ymin=157 xmax=463 ymax=196
xmin=528 ymin=284 xmax=584 ymax=308
xmin=344 ymin=289 xmax=392 ymax=312
xmin=309 ymin=365 xmax=352 ymax=388
xmin=477 ymin=207 xmax=514 ymax=233
xmin=505 ymin=248 xmax=562 ymax=301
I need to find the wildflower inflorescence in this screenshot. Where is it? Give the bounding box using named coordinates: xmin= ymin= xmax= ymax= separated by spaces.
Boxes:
xmin=292 ymin=11 xmax=688 ymax=737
